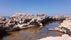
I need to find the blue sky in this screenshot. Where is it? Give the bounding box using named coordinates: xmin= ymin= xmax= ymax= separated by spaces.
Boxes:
xmin=0 ymin=0 xmax=71 ymax=16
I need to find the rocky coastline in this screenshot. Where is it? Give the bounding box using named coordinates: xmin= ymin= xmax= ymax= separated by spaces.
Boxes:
xmin=0 ymin=13 xmax=71 ymax=40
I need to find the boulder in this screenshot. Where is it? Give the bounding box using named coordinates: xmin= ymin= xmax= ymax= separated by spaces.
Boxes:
xmin=58 ymin=19 xmax=71 ymax=35
xmin=48 ymin=19 xmax=71 ymax=36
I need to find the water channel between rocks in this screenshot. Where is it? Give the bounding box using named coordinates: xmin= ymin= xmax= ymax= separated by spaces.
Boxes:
xmin=1 ymin=21 xmax=63 ymax=40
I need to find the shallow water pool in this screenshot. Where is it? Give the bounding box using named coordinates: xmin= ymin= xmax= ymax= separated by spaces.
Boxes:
xmin=0 ymin=21 xmax=63 ymax=40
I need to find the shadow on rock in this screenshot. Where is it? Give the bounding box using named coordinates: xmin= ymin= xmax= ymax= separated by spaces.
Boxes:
xmin=0 ymin=28 xmax=10 ymax=40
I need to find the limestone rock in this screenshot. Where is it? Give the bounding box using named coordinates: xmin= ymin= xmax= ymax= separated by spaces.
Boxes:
xmin=58 ymin=19 xmax=71 ymax=35
xmin=39 ymin=34 xmax=71 ymax=40
xmin=0 ymin=13 xmax=48 ymax=32
xmin=48 ymin=19 xmax=71 ymax=35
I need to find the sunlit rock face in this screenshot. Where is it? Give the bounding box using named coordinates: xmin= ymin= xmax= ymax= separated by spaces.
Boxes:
xmin=10 ymin=13 xmax=48 ymax=30
xmin=48 ymin=19 xmax=71 ymax=36
xmin=0 ymin=13 xmax=71 ymax=33
xmin=39 ymin=34 xmax=71 ymax=40
xmin=0 ymin=13 xmax=49 ymax=32
xmin=1 ymin=13 xmax=71 ymax=40
xmin=49 ymin=16 xmax=70 ymax=21
xmin=59 ymin=19 xmax=71 ymax=30
xmin=58 ymin=19 xmax=71 ymax=35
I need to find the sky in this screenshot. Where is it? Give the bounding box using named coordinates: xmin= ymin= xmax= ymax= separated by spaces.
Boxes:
xmin=0 ymin=0 xmax=71 ymax=16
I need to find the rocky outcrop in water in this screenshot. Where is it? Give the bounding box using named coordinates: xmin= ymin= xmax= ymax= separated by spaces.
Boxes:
xmin=48 ymin=17 xmax=71 ymax=36
xmin=0 ymin=13 xmax=71 ymax=32
xmin=1 ymin=13 xmax=71 ymax=40
xmin=58 ymin=19 xmax=71 ymax=35
xmin=0 ymin=13 xmax=49 ymax=32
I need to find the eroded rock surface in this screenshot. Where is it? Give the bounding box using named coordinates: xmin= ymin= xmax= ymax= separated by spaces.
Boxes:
xmin=1 ymin=13 xmax=71 ymax=40
xmin=48 ymin=18 xmax=71 ymax=36
xmin=49 ymin=16 xmax=69 ymax=21
xmin=0 ymin=13 xmax=48 ymax=32
xmin=58 ymin=19 xmax=71 ymax=35
xmin=0 ymin=13 xmax=71 ymax=33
